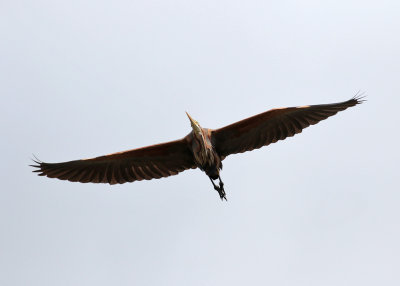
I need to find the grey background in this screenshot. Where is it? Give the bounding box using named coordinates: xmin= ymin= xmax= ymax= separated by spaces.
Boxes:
xmin=1 ymin=0 xmax=399 ymax=285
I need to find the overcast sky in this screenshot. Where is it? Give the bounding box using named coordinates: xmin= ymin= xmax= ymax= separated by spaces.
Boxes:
xmin=1 ymin=0 xmax=399 ymax=285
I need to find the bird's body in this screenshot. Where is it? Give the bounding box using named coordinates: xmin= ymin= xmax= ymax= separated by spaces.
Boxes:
xmin=185 ymin=117 xmax=226 ymax=198
xmin=189 ymin=128 xmax=221 ymax=178
xmin=32 ymin=96 xmax=364 ymax=200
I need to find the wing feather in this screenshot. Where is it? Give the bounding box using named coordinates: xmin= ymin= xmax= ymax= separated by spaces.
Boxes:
xmin=212 ymin=96 xmax=364 ymax=158
xmin=31 ymin=137 xmax=196 ymax=184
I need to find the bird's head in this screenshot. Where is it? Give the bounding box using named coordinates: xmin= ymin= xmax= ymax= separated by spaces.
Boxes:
xmin=186 ymin=112 xmax=202 ymax=135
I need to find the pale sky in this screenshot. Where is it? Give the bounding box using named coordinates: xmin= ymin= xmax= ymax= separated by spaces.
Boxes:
xmin=1 ymin=0 xmax=399 ymax=285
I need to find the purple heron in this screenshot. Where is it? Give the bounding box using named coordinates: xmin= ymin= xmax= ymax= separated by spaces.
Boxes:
xmin=31 ymin=96 xmax=364 ymax=200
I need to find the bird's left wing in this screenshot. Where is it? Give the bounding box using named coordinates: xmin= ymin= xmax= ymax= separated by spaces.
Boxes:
xmin=211 ymin=96 xmax=364 ymax=158
xmin=31 ymin=137 xmax=196 ymax=184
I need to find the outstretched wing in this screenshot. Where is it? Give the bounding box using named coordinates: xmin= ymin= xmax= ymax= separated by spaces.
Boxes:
xmin=31 ymin=138 xmax=196 ymax=184
xmin=212 ymin=96 xmax=364 ymax=158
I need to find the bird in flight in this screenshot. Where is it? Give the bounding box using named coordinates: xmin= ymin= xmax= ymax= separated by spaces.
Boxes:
xmin=31 ymin=96 xmax=364 ymax=200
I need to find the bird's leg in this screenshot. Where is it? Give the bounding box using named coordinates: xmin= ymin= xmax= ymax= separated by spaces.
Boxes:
xmin=218 ymin=176 xmax=227 ymax=201
xmin=209 ymin=177 xmax=219 ymax=191
xmin=218 ymin=175 xmax=224 ymax=189
xmin=209 ymin=177 xmax=227 ymax=201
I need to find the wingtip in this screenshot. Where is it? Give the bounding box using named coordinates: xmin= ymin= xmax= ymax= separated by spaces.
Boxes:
xmin=352 ymin=90 xmax=367 ymax=104
xmin=31 ymin=154 xmax=42 ymax=164
xmin=30 ymin=154 xmax=43 ymax=171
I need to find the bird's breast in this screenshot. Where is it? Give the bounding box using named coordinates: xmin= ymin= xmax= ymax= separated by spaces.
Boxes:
xmin=191 ymin=135 xmax=218 ymax=168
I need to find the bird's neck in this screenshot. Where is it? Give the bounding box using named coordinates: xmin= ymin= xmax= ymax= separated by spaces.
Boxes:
xmin=196 ymin=129 xmax=212 ymax=150
xmin=191 ymin=130 xmax=215 ymax=167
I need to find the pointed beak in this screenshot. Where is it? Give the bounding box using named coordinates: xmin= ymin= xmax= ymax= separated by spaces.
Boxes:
xmin=186 ymin=111 xmax=201 ymax=132
xmin=186 ymin=112 xmax=196 ymax=126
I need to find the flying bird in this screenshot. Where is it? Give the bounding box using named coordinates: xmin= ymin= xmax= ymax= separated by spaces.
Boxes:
xmin=31 ymin=96 xmax=364 ymax=200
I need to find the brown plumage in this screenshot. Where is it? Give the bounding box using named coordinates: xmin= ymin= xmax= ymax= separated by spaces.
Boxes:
xmin=31 ymin=96 xmax=364 ymax=200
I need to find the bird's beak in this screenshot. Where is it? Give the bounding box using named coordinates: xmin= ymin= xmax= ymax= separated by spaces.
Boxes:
xmin=186 ymin=112 xmax=200 ymax=132
xmin=186 ymin=112 xmax=196 ymax=125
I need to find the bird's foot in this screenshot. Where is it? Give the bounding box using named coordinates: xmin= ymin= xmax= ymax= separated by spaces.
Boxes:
xmin=210 ymin=177 xmax=227 ymax=201
xmin=213 ymin=185 xmax=226 ymax=200
xmin=218 ymin=188 xmax=227 ymax=201
xmin=218 ymin=180 xmax=226 ymax=201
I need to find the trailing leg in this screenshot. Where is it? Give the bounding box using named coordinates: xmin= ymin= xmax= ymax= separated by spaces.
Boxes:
xmin=209 ymin=176 xmax=227 ymax=201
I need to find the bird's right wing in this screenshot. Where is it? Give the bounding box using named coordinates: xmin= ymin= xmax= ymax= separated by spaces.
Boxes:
xmin=31 ymin=138 xmax=196 ymax=184
xmin=212 ymin=96 xmax=364 ymax=158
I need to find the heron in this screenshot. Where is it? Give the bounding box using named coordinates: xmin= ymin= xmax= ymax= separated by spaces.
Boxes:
xmin=31 ymin=96 xmax=364 ymax=200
